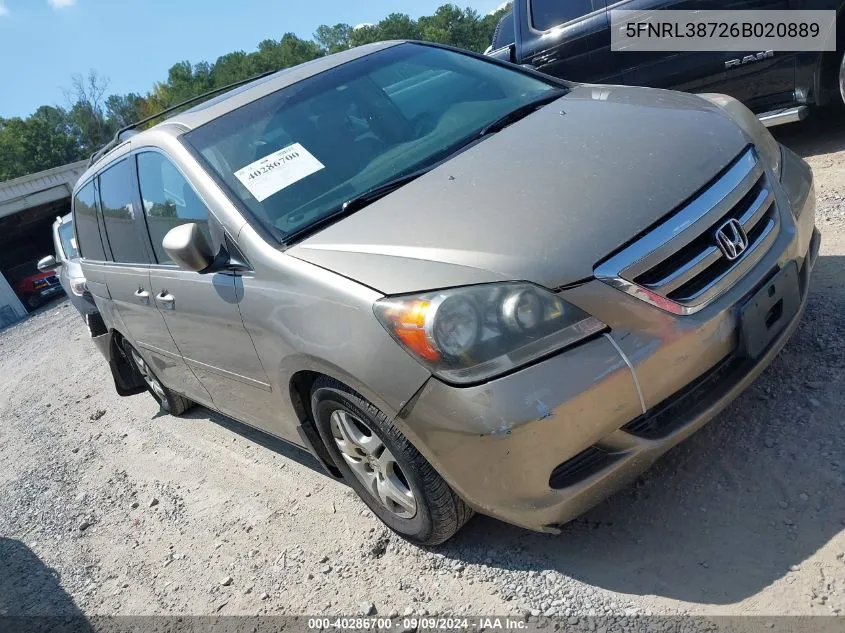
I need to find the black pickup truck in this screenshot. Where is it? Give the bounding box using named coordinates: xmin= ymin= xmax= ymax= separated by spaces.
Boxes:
xmin=486 ymin=0 xmax=844 ymax=126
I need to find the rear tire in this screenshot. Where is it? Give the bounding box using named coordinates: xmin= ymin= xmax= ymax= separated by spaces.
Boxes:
xmin=124 ymin=342 xmax=193 ymax=416
xmin=311 ymin=377 xmax=473 ymax=546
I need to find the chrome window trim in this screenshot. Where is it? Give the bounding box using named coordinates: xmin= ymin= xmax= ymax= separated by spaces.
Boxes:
xmin=526 ymin=0 xmax=604 ymax=35
xmin=132 ymin=145 xmax=216 ymax=266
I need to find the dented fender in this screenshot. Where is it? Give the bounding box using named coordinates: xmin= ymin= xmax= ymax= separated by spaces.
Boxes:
xmin=395 ymin=335 xmax=642 ymax=524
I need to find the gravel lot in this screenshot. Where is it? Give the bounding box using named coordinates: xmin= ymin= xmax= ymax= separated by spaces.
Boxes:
xmin=2 ymin=115 xmax=845 ymax=622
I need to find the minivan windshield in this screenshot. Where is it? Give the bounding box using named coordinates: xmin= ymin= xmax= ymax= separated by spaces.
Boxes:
xmin=183 ymin=43 xmax=562 ymax=241
xmin=57 ymin=220 xmax=79 ymax=259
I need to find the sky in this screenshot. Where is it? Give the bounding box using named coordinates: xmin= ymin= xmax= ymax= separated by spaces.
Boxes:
xmin=0 ymin=0 xmax=500 ymax=119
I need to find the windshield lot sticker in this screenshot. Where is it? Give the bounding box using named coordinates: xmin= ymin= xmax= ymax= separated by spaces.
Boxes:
xmin=234 ymin=143 xmax=325 ymax=202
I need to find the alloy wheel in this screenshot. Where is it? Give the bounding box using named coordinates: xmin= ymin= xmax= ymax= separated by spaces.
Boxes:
xmin=129 ymin=348 xmax=167 ymax=402
xmin=329 ymin=409 xmax=417 ymax=519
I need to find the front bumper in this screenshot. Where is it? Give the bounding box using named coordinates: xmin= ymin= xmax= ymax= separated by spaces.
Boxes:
xmin=37 ymin=285 xmax=64 ymax=300
xmin=397 ymin=148 xmax=818 ymax=533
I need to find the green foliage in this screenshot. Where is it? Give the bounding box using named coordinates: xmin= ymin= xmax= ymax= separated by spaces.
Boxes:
xmin=314 ymin=24 xmax=352 ymax=54
xmin=105 ymin=93 xmax=145 ymax=129
xmin=148 ymin=201 xmax=178 ymax=218
xmin=0 ymin=2 xmax=512 ymax=181
xmin=0 ymin=106 xmax=79 ymax=180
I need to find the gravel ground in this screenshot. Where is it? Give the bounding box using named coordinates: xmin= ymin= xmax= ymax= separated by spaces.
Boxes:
xmin=2 ymin=116 xmax=845 ymax=623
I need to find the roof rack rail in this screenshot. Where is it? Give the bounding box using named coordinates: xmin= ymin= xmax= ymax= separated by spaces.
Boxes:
xmin=86 ymin=68 xmax=279 ymax=168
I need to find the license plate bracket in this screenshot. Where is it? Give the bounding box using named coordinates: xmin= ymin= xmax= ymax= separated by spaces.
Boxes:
xmin=739 ymin=262 xmax=800 ymax=359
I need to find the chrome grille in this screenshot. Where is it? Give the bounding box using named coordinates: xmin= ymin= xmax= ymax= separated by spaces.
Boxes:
xmin=595 ymin=148 xmax=781 ymax=315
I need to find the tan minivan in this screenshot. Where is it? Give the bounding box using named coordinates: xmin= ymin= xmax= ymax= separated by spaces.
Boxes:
xmin=74 ymin=42 xmax=818 ymax=545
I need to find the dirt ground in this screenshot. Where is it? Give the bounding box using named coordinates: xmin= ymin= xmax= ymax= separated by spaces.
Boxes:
xmin=2 ymin=115 xmax=845 ymax=622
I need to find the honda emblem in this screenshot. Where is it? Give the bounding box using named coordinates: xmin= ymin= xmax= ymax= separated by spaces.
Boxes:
xmin=715 ymin=219 xmax=749 ymax=261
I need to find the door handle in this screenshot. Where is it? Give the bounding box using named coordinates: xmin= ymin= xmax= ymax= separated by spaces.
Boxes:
xmin=134 ymin=288 xmax=150 ymax=305
xmin=157 ymin=291 xmax=175 ymax=310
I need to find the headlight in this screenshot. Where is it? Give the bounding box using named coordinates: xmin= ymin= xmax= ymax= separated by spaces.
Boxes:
xmin=374 ymin=282 xmax=606 ymax=384
xmin=698 ymin=93 xmax=781 ymax=177
xmin=70 ymin=278 xmax=88 ymax=296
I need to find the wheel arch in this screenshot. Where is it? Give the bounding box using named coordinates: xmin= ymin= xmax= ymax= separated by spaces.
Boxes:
xmin=106 ymin=328 xmax=146 ymax=397
xmin=286 ymin=363 xmax=432 ymax=481
xmin=289 ymin=370 xmax=342 ymax=477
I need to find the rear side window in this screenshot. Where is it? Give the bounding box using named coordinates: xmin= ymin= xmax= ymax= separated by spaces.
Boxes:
xmin=57 ymin=221 xmax=79 ymax=259
xmin=73 ymin=182 xmax=107 ymax=261
xmin=98 ymin=159 xmax=150 ymax=264
xmin=531 ymin=0 xmax=595 ymax=31
xmin=136 ymin=152 xmax=211 ymax=265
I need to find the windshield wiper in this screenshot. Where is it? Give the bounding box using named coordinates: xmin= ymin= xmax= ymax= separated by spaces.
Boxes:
xmin=477 ymin=89 xmax=567 ymax=138
xmin=283 ymin=90 xmax=566 ymax=244
xmin=282 ymin=167 xmax=434 ymax=244
xmin=340 ymin=167 xmax=434 ymax=214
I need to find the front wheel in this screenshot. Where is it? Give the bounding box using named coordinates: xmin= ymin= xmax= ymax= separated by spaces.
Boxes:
xmin=124 ymin=343 xmax=193 ymax=416
xmin=838 ymin=52 xmax=845 ymax=106
xmin=311 ymin=377 xmax=473 ymax=546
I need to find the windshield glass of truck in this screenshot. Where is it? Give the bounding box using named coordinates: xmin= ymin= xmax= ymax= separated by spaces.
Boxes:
xmin=183 ymin=43 xmax=559 ymax=241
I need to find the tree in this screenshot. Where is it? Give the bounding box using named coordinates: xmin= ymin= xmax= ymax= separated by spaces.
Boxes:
xmin=2 ymin=3 xmax=513 ymax=181
xmin=0 ymin=106 xmax=79 ymax=180
xmin=253 ymin=34 xmax=323 ymax=74
xmin=148 ymin=201 xmax=177 ymax=218
xmin=419 ymin=5 xmax=489 ymax=50
xmin=480 ymin=2 xmax=513 ymax=47
xmin=105 ymin=93 xmax=146 ymax=129
xmin=314 ymin=24 xmax=352 ymax=54
xmin=349 ymin=13 xmax=421 ymax=47
xmin=210 ymin=51 xmax=258 ymax=88
xmin=165 ymin=60 xmax=213 ymax=104
xmin=64 ymin=70 xmax=114 ymax=155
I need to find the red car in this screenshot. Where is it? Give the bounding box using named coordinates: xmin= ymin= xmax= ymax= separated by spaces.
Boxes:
xmin=7 ymin=261 xmax=65 ymax=311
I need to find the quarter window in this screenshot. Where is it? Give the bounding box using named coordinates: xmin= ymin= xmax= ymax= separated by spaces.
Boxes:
xmin=73 ymin=182 xmax=107 ymax=261
xmin=136 ymin=152 xmax=211 ymax=265
xmin=530 ymin=0 xmax=595 ymax=31
xmin=98 ymin=159 xmax=150 ymax=264
xmin=57 ymin=221 xmax=79 ymax=259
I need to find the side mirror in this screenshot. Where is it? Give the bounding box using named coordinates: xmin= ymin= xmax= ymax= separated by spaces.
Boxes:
xmin=162 ymin=223 xmax=214 ymax=272
xmin=37 ymin=255 xmax=60 ymax=272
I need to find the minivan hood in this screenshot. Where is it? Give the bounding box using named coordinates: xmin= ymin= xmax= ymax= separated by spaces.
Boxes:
xmin=290 ymin=85 xmax=750 ymax=294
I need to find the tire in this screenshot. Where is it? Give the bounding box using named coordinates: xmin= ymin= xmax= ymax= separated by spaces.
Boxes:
xmin=123 ymin=342 xmax=193 ymax=416
xmin=839 ymin=53 xmax=845 ymax=107
xmin=25 ymin=295 xmax=40 ymax=311
xmin=311 ymin=377 xmax=473 ymax=546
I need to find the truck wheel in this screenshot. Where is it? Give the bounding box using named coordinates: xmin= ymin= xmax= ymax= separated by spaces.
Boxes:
xmin=25 ymin=295 xmax=40 ymax=311
xmin=125 ymin=343 xmax=193 ymax=416
xmin=839 ymin=53 xmax=845 ymax=106
xmin=311 ymin=377 xmax=473 ymax=546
